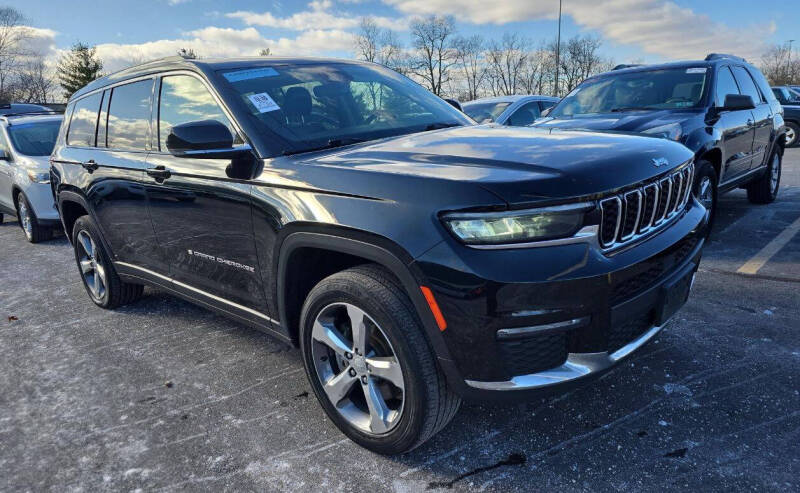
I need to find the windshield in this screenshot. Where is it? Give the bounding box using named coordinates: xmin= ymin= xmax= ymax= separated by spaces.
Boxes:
xmin=219 ymin=63 xmax=471 ymax=155
xmin=462 ymin=101 xmax=511 ymax=123
xmin=7 ymin=120 xmax=61 ymax=156
xmin=550 ymin=68 xmax=709 ymax=117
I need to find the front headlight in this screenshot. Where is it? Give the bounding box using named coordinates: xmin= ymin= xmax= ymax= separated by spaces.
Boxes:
xmin=642 ymin=122 xmax=683 ymax=141
xmin=27 ymin=170 xmax=50 ymax=183
xmin=442 ymin=203 xmax=592 ymax=245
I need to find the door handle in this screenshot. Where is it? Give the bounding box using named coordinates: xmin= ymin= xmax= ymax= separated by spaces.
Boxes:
xmin=146 ymin=165 xmax=171 ymax=181
xmin=81 ymin=159 xmax=99 ymax=172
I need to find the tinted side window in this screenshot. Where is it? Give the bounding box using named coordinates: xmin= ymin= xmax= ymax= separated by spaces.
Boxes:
xmin=714 ymin=67 xmax=740 ymax=107
xmin=107 ymin=79 xmax=153 ymax=151
xmin=507 ymin=101 xmax=541 ymax=126
xmin=158 ymin=75 xmax=236 ymax=152
xmin=67 ymin=93 xmax=102 ymax=147
xmin=747 ymin=67 xmax=777 ymax=103
xmin=732 ymin=66 xmax=762 ymax=104
xmin=540 ymin=100 xmax=556 ymax=110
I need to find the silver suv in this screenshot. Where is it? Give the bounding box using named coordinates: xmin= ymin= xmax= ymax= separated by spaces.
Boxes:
xmin=0 ymin=112 xmax=63 ymax=242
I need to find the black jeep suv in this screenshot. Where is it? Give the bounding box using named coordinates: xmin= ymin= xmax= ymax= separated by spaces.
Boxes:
xmin=535 ymin=54 xmax=788 ymax=228
xmin=51 ymin=56 xmax=707 ymax=454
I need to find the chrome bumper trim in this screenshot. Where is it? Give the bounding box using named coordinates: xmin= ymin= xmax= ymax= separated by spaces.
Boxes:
xmin=465 ymin=323 xmax=665 ymax=391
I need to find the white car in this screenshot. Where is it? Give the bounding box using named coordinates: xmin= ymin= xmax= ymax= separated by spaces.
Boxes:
xmin=0 ymin=112 xmax=63 ymax=242
xmin=462 ymin=95 xmax=560 ymax=126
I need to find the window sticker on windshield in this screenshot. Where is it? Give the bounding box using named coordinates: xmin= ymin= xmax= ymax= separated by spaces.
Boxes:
xmin=686 ymin=68 xmax=707 ymax=74
xmin=248 ymin=92 xmax=281 ymax=113
xmin=223 ymin=67 xmax=279 ymax=82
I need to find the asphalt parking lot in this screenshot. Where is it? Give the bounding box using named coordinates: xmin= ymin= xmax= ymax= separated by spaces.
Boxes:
xmin=2 ymin=150 xmax=799 ymax=492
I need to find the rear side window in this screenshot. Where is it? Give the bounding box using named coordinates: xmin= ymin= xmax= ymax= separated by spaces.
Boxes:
xmin=158 ymin=75 xmax=237 ymax=152
xmin=746 ymin=66 xmax=777 ymax=103
xmin=67 ymin=93 xmax=102 ymax=147
xmin=507 ymin=101 xmax=541 ymax=126
xmin=107 ymin=79 xmax=154 ymax=151
xmin=714 ymin=67 xmax=739 ymax=107
xmin=732 ymin=66 xmax=762 ymax=104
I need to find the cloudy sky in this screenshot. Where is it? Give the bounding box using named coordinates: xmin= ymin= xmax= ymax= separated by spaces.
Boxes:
xmin=9 ymin=0 xmax=798 ymax=72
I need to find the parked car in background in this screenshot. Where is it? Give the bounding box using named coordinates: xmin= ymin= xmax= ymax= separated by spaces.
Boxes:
xmin=771 ymin=86 xmax=800 ymax=147
xmin=0 ymin=112 xmax=63 ymax=242
xmin=462 ymin=95 xmax=560 ymax=126
xmin=534 ymin=54 xmax=788 ymax=229
xmin=52 ymin=56 xmax=706 ymax=454
xmin=0 ymin=103 xmax=55 ymax=116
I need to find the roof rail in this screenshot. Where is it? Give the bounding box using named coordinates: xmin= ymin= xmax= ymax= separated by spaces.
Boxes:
xmin=612 ymin=64 xmax=643 ymax=71
xmin=705 ymin=53 xmax=747 ymax=63
xmin=0 ymin=111 xmax=61 ymax=119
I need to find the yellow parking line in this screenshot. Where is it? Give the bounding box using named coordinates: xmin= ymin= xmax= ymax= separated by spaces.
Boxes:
xmin=737 ymin=215 xmax=800 ymax=275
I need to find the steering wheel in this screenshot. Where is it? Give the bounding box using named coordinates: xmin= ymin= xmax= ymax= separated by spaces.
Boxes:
xmin=665 ymin=97 xmax=692 ymax=104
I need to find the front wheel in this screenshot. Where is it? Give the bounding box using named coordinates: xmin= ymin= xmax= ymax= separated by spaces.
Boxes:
xmin=71 ymin=215 xmax=143 ymax=308
xmin=300 ymin=265 xmax=461 ymax=455
xmin=16 ymin=193 xmax=53 ymax=243
xmin=694 ymin=160 xmax=718 ymax=233
xmin=747 ymin=152 xmax=781 ymax=204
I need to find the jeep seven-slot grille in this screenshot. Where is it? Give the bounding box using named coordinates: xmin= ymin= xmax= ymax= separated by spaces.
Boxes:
xmin=599 ymin=163 xmax=694 ymax=250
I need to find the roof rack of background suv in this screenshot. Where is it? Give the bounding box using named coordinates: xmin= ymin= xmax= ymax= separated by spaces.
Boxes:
xmin=705 ymin=53 xmax=747 ymax=63
xmin=0 ymin=111 xmax=61 ymax=123
xmin=612 ymin=64 xmax=643 ymax=70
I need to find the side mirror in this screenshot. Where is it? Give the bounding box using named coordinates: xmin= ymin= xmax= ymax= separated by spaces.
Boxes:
xmin=166 ymin=120 xmax=250 ymax=159
xmin=0 ymin=149 xmax=8 ymax=161
xmin=722 ymin=94 xmax=755 ymax=111
xmin=444 ymin=98 xmax=463 ymax=112
xmin=540 ymin=107 xmax=553 ymax=117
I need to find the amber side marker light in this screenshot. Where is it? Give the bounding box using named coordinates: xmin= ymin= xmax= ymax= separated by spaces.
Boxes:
xmin=420 ymin=286 xmax=447 ymax=331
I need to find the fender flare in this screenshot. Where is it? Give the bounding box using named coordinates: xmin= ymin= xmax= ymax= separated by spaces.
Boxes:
xmin=275 ymin=230 xmax=456 ymax=368
xmin=56 ymin=190 xmax=112 ymax=252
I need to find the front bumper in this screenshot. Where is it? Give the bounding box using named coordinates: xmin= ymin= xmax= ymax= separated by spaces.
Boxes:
xmin=413 ymin=199 xmax=707 ymax=400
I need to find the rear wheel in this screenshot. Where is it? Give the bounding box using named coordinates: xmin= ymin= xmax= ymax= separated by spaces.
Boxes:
xmin=300 ymin=265 xmax=460 ymax=455
xmin=71 ymin=215 xmax=143 ymax=308
xmin=747 ymin=152 xmax=781 ymax=204
xmin=785 ymin=122 xmax=798 ymax=148
xmin=15 ymin=192 xmax=53 ymax=243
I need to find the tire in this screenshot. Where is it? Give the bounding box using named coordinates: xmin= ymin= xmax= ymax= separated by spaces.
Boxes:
xmin=693 ymin=159 xmax=718 ymax=233
xmin=71 ymin=215 xmax=143 ymax=309
xmin=785 ymin=122 xmax=799 ymax=148
xmin=15 ymin=192 xmax=53 ymax=243
xmin=299 ymin=264 xmax=461 ymax=455
xmin=747 ymin=152 xmax=781 ymax=204
xmin=0 ymin=212 xmax=3 ymax=223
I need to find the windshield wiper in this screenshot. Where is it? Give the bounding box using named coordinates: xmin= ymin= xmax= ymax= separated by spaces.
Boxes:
xmin=609 ymin=106 xmax=661 ymax=113
xmin=422 ymin=122 xmax=463 ymax=131
xmin=283 ymin=137 xmax=367 ymax=156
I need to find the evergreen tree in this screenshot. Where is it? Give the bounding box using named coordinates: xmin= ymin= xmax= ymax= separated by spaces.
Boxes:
xmin=57 ymin=42 xmax=103 ymax=99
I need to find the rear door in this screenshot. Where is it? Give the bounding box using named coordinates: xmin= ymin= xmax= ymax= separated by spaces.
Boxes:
xmin=732 ymin=65 xmax=771 ymax=171
xmin=144 ymin=72 xmax=267 ymax=314
xmin=55 ymin=85 xmax=163 ymax=271
xmin=713 ymin=65 xmax=754 ymax=182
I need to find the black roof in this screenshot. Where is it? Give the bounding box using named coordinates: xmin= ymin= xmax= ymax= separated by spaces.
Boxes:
xmin=593 ymin=53 xmax=753 ymax=78
xmin=71 ymin=56 xmax=370 ymax=100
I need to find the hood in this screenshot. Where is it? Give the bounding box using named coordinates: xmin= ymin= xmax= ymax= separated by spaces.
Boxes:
xmin=301 ymin=124 xmax=694 ymax=204
xmin=15 ymin=155 xmax=50 ymax=171
xmin=533 ymin=109 xmax=699 ymax=135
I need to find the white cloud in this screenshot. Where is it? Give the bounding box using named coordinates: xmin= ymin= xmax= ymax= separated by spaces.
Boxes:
xmin=226 ymin=0 xmax=406 ymax=32
xmin=382 ymin=0 xmax=770 ymax=60
xmin=93 ymin=26 xmax=354 ymax=73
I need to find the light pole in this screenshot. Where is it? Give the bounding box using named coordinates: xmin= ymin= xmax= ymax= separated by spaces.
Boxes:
xmin=554 ymin=0 xmax=562 ymax=97
xmin=789 ymin=40 xmax=795 ymax=82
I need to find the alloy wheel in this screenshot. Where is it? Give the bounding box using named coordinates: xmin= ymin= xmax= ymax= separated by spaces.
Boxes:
xmin=786 ymin=127 xmax=796 ymax=147
xmin=18 ymin=199 xmax=32 ymax=240
xmin=698 ymin=176 xmax=714 ymax=212
xmin=76 ymin=230 xmax=107 ymax=301
xmin=311 ymin=302 xmax=405 ymax=435
xmin=770 ymin=154 xmax=780 ymax=195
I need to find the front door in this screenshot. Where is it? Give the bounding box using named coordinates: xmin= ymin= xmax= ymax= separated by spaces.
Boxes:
xmin=0 ymin=130 xmax=14 ymax=213
xmin=713 ymin=65 xmax=755 ymax=182
xmin=144 ymin=74 xmax=267 ymax=314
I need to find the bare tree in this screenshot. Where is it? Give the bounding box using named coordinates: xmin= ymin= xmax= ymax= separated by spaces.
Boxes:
xmin=177 ymin=47 xmax=197 ymax=59
xmin=258 ymin=48 xmax=271 ymax=57
xmin=452 ymin=34 xmax=486 ymax=101
xmin=0 ymin=7 xmax=30 ymax=101
xmin=548 ymin=34 xmax=605 ymax=95
xmin=15 ymin=55 xmax=54 ymax=103
xmin=408 ymin=15 xmax=457 ymax=96
xmin=760 ymin=43 xmax=800 ymax=85
xmin=486 ymin=33 xmax=529 ymax=96
xmin=519 ymin=48 xmax=551 ymax=95
xmin=354 ymin=17 xmax=405 ymax=73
